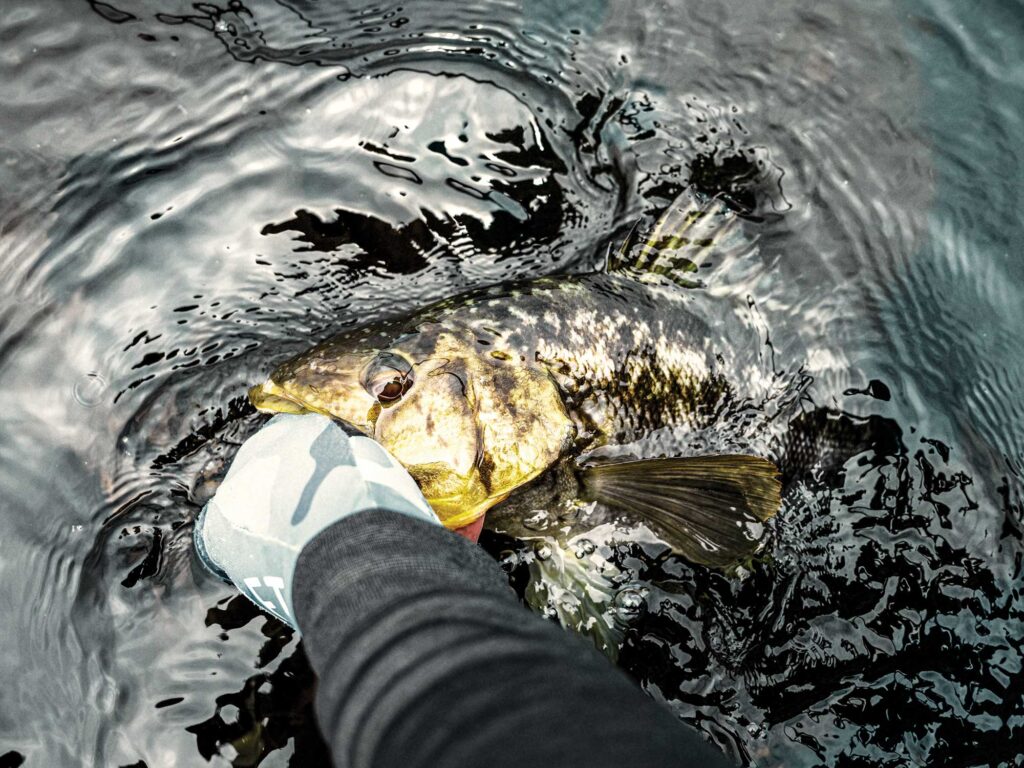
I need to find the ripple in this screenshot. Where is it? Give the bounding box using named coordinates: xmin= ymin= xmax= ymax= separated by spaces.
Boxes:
xmin=0 ymin=0 xmax=1021 ymax=765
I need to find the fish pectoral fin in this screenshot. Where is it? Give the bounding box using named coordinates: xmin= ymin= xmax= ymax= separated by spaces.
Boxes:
xmin=608 ymin=190 xmax=751 ymax=288
xmin=580 ymin=454 xmax=781 ymax=569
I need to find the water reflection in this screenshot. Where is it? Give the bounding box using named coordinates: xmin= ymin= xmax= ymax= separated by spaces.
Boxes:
xmin=0 ymin=0 xmax=1020 ymax=765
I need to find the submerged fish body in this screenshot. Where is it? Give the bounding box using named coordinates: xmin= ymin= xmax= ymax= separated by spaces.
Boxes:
xmin=251 ymin=194 xmax=781 ymax=562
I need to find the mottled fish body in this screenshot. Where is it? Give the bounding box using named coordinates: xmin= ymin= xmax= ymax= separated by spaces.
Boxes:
xmin=413 ymin=272 xmax=733 ymax=439
xmin=251 ymin=193 xmax=781 ymax=566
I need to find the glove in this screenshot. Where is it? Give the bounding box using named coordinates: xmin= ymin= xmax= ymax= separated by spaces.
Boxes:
xmin=194 ymin=412 xmax=440 ymax=628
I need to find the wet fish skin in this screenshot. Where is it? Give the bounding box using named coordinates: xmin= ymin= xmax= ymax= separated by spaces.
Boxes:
xmin=250 ymin=269 xmax=735 ymax=531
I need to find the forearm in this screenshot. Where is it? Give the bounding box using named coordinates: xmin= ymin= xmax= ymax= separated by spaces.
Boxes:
xmin=293 ymin=510 xmax=735 ymax=768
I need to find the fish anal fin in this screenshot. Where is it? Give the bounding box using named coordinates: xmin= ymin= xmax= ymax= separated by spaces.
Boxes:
xmin=580 ymin=454 xmax=781 ymax=568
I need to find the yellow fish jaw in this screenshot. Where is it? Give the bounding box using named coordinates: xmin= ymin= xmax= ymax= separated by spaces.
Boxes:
xmin=249 ymin=380 xmax=320 ymax=416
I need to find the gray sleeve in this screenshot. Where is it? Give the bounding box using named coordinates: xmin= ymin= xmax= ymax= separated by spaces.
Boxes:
xmin=292 ymin=510 xmax=737 ymax=768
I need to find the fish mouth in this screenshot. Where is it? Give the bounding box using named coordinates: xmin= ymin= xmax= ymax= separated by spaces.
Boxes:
xmin=249 ymin=379 xmax=326 ymax=417
xmin=250 ymin=380 xmax=516 ymax=533
xmin=250 ymin=378 xmax=496 ymax=531
xmin=430 ymin=492 xmax=509 ymax=530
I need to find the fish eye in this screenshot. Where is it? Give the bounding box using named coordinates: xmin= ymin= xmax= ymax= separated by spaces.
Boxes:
xmin=361 ymin=352 xmax=414 ymax=406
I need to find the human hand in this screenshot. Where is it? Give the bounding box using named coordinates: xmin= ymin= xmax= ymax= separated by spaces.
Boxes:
xmin=194 ymin=413 xmax=439 ymax=627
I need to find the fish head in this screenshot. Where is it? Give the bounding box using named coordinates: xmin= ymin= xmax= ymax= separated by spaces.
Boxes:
xmin=250 ymin=321 xmax=575 ymax=530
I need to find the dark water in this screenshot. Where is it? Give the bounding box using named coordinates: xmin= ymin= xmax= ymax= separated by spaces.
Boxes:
xmin=1 ymin=1 xmax=1022 ymax=766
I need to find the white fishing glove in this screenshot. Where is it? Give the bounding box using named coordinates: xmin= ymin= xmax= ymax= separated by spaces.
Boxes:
xmin=194 ymin=413 xmax=440 ymax=628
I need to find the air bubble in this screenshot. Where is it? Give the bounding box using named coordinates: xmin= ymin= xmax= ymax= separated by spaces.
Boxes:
xmin=573 ymin=539 xmax=595 ymax=558
xmin=73 ymin=373 xmax=106 ymax=407
xmin=612 ymin=587 xmax=645 ymax=620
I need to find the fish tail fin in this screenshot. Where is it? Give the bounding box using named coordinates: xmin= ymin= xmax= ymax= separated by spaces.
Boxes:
xmin=580 ymin=454 xmax=781 ymax=568
xmin=609 ymin=190 xmax=750 ymax=288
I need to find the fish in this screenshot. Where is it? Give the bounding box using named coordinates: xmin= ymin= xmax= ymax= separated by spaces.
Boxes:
xmin=249 ymin=192 xmax=781 ymax=567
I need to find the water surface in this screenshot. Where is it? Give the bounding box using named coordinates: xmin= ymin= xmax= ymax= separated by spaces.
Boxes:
xmin=0 ymin=1 xmax=1021 ymax=766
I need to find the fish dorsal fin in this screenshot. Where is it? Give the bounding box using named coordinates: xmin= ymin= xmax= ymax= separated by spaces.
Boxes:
xmin=580 ymin=454 xmax=781 ymax=568
xmin=608 ymin=190 xmax=747 ymax=288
